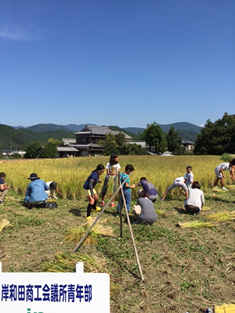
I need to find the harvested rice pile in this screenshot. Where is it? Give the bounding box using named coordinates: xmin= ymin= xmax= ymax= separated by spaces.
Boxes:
xmin=177 ymin=221 xmax=216 ymax=228
xmin=65 ymin=220 xmax=115 ymax=245
xmin=0 ymin=219 xmax=10 ymax=232
xmin=206 ymin=211 xmax=235 ymax=222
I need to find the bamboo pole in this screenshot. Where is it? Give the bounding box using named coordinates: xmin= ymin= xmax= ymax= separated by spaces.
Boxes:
xmin=120 ymin=184 xmax=144 ymax=281
xmin=72 ymin=175 xmax=129 ymax=253
xmin=118 ymin=173 xmax=123 ymax=238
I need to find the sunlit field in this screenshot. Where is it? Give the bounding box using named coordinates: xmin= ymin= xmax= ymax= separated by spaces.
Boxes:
xmin=0 ymin=155 xmax=229 ymax=200
xmin=1 ymin=155 xmax=235 ymax=312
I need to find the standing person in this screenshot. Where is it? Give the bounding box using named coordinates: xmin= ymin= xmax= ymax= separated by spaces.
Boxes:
xmin=24 ymin=173 xmax=49 ymax=209
xmin=137 ymin=177 xmax=158 ymax=202
xmin=214 ymin=159 xmax=235 ymax=190
xmin=0 ymin=172 xmax=10 ymax=205
xmin=184 ymin=181 xmax=205 ymax=214
xmin=133 ymin=190 xmax=158 ymax=225
xmin=116 ymin=164 xmax=135 ymax=215
xmin=161 ymin=176 xmax=188 ymax=201
xmin=46 ymin=181 xmax=62 ymax=199
xmin=184 ymin=166 xmax=194 ymax=189
xmin=83 ymin=164 xmax=105 ymax=220
xmin=100 ymin=154 xmax=121 ymax=208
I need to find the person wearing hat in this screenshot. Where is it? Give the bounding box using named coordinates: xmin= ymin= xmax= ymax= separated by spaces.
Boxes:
xmin=24 ymin=173 xmax=49 ymax=209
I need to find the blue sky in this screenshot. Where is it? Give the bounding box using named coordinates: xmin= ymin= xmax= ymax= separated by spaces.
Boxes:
xmin=0 ymin=0 xmax=234 ymax=128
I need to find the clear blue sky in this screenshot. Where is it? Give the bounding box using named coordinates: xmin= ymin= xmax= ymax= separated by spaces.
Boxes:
xmin=0 ymin=0 xmax=234 ymax=128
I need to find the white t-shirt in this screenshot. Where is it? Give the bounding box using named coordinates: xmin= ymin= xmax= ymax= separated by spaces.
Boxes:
xmin=184 ymin=188 xmax=205 ymax=210
xmin=184 ymin=172 xmax=194 ymax=186
xmin=105 ymin=162 xmax=121 ymax=179
xmin=215 ymin=163 xmax=230 ymax=172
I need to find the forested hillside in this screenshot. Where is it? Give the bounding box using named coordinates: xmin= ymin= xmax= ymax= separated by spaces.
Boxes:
xmin=0 ymin=124 xmax=75 ymax=149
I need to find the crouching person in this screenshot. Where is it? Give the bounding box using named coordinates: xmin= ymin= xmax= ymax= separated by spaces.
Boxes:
xmin=133 ymin=190 xmax=158 ymax=225
xmin=46 ymin=181 xmax=62 ymax=199
xmin=0 ymin=172 xmax=10 ymax=205
xmin=184 ymin=181 xmax=205 ymax=214
xmin=24 ymin=173 xmax=49 ymax=209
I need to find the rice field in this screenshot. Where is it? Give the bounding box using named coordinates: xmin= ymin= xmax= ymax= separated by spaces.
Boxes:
xmin=1 ymin=155 xmax=235 ymax=312
xmin=0 ymin=155 xmax=229 ymax=200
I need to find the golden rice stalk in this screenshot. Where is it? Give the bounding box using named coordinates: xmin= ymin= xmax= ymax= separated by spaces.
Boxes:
xmin=110 ymin=282 xmax=122 ymax=295
xmin=177 ymin=221 xmax=216 ymax=228
xmin=0 ymin=219 xmax=10 ymax=232
xmin=202 ymin=206 xmax=211 ymax=211
xmin=206 ymin=211 xmax=235 ymax=222
xmin=65 ymin=222 xmax=115 ymax=245
xmin=225 ymin=184 xmax=235 ymax=190
xmin=42 ymin=252 xmax=121 ymax=295
xmin=42 ymin=252 xmax=108 ymax=274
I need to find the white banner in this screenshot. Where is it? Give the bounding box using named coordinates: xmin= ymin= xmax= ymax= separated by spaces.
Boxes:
xmin=0 ymin=262 xmax=110 ymax=313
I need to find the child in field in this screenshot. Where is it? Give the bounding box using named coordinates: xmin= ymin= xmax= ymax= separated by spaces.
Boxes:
xmin=116 ymin=164 xmax=135 ymax=215
xmin=137 ymin=177 xmax=158 ymax=202
xmin=160 ymin=176 xmax=188 ymax=201
xmin=46 ymin=181 xmax=62 ymax=199
xmin=100 ymin=154 xmax=121 ymax=208
xmin=214 ymin=159 xmax=235 ymax=190
xmin=0 ymin=172 xmax=10 ymax=205
xmin=183 ymin=166 xmax=194 ymax=189
xmin=184 ymin=181 xmax=205 ymax=214
xmin=83 ymin=164 xmax=105 ymax=220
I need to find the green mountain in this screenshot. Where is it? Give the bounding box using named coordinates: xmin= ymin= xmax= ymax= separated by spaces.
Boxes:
xmin=0 ymin=124 xmax=75 ymax=150
xmin=26 ymin=123 xmax=71 ymax=133
xmin=124 ymin=122 xmax=201 ymax=141
xmin=108 ymin=126 xmax=139 ymax=140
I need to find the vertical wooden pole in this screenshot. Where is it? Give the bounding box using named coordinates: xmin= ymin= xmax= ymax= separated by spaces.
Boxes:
xmin=118 ymin=172 xmax=123 ymax=238
xmin=120 ymin=185 xmax=144 ymax=281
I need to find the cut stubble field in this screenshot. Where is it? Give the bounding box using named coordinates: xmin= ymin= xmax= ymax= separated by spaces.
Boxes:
xmin=0 ymin=156 xmax=234 ymax=313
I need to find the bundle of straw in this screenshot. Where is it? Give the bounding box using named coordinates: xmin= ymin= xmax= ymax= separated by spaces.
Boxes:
xmin=206 ymin=211 xmax=235 ymax=222
xmin=43 ymin=252 xmax=108 ymax=274
xmin=42 ymin=252 xmax=121 ymax=295
xmin=65 ymin=222 xmax=115 ymax=245
xmin=177 ymin=221 xmax=216 ymax=228
xmin=202 ymin=206 xmax=211 ymax=211
xmin=0 ymin=219 xmax=10 ymax=232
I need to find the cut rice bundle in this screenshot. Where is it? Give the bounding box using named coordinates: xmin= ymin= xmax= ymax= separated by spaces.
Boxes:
xmin=177 ymin=221 xmax=216 ymax=228
xmin=0 ymin=219 xmax=10 ymax=232
xmin=206 ymin=211 xmax=235 ymax=222
xmin=65 ymin=221 xmax=115 ymax=245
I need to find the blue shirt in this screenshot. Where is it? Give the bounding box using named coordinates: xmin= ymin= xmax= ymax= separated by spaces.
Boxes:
xmin=83 ymin=172 xmax=99 ymax=190
xmin=120 ymin=172 xmax=130 ymax=192
xmin=139 ymin=180 xmax=158 ymax=196
xmin=24 ymin=179 xmax=49 ymax=203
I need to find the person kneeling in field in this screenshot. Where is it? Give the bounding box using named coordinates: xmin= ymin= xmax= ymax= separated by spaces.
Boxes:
xmin=133 ymin=190 xmax=158 ymax=225
xmin=184 ymin=181 xmax=205 ymax=214
xmin=83 ymin=164 xmax=105 ymax=220
xmin=161 ymin=176 xmax=188 ymax=201
xmin=0 ymin=172 xmax=10 ymax=205
xmin=24 ymin=173 xmax=49 ymax=209
xmin=214 ymin=159 xmax=235 ymax=190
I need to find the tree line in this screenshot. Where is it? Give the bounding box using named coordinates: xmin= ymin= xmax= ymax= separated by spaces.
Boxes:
xmin=3 ymin=113 xmax=234 ymax=158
